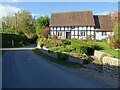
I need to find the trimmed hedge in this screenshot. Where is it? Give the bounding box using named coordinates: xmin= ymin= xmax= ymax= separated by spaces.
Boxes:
xmin=2 ymin=33 xmax=28 ymax=48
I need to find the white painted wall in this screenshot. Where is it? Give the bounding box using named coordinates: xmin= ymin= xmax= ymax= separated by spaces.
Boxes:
xmin=95 ymin=31 xmax=113 ymax=40
xmin=50 ymin=26 xmax=113 ymax=41
xmin=71 ymin=31 xmax=74 ymax=35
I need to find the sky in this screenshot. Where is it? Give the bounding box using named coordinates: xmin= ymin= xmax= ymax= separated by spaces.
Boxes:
xmin=0 ymin=2 xmax=118 ymax=19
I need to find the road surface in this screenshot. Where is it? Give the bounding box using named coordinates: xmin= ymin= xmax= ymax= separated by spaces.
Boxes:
xmin=2 ymin=47 xmax=112 ymax=88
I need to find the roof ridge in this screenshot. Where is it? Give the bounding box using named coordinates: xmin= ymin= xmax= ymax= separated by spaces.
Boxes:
xmin=52 ymin=10 xmax=92 ymax=14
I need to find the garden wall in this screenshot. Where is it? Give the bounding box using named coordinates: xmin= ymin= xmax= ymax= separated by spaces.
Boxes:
xmin=37 ymin=45 xmax=83 ymax=64
xmin=94 ymin=50 xmax=120 ymax=73
xmin=102 ymin=56 xmax=120 ymax=73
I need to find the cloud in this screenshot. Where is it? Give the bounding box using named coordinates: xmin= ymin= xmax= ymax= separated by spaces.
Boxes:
xmin=95 ymin=11 xmax=110 ymax=15
xmin=8 ymin=0 xmax=18 ymax=3
xmin=0 ymin=4 xmax=21 ymax=18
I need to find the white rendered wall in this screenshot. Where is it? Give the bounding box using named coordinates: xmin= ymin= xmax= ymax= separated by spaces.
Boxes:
xmin=95 ymin=31 xmax=113 ymax=40
xmin=50 ymin=26 xmax=95 ymax=39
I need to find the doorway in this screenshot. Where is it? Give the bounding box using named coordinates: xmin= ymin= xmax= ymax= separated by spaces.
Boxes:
xmin=66 ymin=32 xmax=71 ymax=39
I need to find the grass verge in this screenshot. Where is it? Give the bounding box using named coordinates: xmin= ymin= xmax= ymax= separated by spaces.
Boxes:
xmin=33 ymin=48 xmax=83 ymax=68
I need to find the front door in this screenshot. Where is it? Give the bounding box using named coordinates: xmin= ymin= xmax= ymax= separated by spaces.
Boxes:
xmin=66 ymin=32 xmax=71 ymax=39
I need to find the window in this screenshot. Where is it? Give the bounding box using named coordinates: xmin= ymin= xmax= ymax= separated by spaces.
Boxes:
xmin=70 ymin=26 xmax=75 ymax=29
xmin=80 ymin=31 xmax=85 ymax=36
xmin=102 ymin=31 xmax=107 ymax=36
xmin=58 ymin=32 xmax=62 ymax=36
xmin=67 ymin=26 xmax=69 ymax=30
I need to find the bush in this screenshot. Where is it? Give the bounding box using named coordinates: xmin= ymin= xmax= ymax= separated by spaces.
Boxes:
xmin=80 ymin=54 xmax=90 ymax=64
xmin=65 ymin=45 xmax=75 ymax=52
xmin=40 ymin=28 xmax=50 ymax=38
xmin=78 ymin=43 xmax=102 ymax=55
xmin=37 ymin=38 xmax=47 ymax=45
xmin=79 ymin=45 xmax=88 ymax=54
xmin=61 ymin=39 xmax=71 ymax=46
xmin=2 ymin=33 xmax=28 ymax=48
xmin=57 ymin=53 xmax=68 ymax=61
xmin=49 ymin=46 xmax=64 ymax=52
xmin=86 ymin=35 xmax=94 ymax=42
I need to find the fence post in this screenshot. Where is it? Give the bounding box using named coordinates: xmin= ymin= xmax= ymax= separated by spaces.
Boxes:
xmin=12 ymin=40 xmax=14 ymax=47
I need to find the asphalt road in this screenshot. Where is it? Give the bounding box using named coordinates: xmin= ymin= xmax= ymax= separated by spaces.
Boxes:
xmin=2 ymin=48 xmax=112 ymax=88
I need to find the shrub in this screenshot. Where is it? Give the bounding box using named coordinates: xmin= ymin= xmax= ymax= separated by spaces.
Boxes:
xmin=65 ymin=45 xmax=75 ymax=52
xmin=80 ymin=54 xmax=90 ymax=64
xmin=2 ymin=33 xmax=28 ymax=48
xmin=79 ymin=45 xmax=88 ymax=54
xmin=52 ymin=35 xmax=58 ymax=40
xmin=37 ymin=38 xmax=47 ymax=45
xmin=78 ymin=43 xmax=102 ymax=55
xmin=61 ymin=39 xmax=71 ymax=46
xmin=57 ymin=53 xmax=68 ymax=61
xmin=49 ymin=46 xmax=64 ymax=52
xmin=108 ymin=35 xmax=120 ymax=49
xmin=39 ymin=28 xmax=50 ymax=38
xmin=86 ymin=35 xmax=94 ymax=42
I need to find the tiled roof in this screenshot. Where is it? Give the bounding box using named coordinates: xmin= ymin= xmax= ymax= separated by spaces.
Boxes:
xmin=94 ymin=15 xmax=114 ymax=31
xmin=50 ymin=11 xmax=95 ymax=26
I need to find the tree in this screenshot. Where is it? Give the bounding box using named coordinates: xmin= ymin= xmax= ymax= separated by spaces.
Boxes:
xmin=39 ymin=28 xmax=50 ymax=38
xmin=36 ymin=16 xmax=49 ymax=37
xmin=108 ymin=11 xmax=120 ymax=49
xmin=17 ymin=10 xmax=36 ymax=39
xmin=2 ymin=16 xmax=16 ymax=34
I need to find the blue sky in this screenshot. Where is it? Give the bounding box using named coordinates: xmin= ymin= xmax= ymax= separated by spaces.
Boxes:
xmin=0 ymin=2 xmax=118 ymax=18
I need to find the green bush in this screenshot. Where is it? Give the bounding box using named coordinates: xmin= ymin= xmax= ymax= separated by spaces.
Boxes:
xmin=80 ymin=54 xmax=90 ymax=64
xmin=57 ymin=53 xmax=68 ymax=61
xmin=78 ymin=43 xmax=103 ymax=55
xmin=2 ymin=33 xmax=28 ymax=48
xmin=49 ymin=46 xmax=64 ymax=52
xmin=37 ymin=38 xmax=47 ymax=45
xmin=61 ymin=39 xmax=71 ymax=46
xmin=65 ymin=45 xmax=76 ymax=52
xmin=79 ymin=45 xmax=88 ymax=54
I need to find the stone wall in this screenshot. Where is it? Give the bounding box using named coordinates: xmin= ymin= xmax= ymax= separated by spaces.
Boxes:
xmin=94 ymin=50 xmax=120 ymax=73
xmin=102 ymin=56 xmax=120 ymax=73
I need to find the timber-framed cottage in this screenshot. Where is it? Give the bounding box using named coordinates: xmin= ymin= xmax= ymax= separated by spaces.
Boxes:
xmin=49 ymin=10 xmax=113 ymax=40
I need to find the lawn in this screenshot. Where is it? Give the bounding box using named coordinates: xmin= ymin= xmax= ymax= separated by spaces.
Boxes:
xmin=96 ymin=41 xmax=119 ymax=59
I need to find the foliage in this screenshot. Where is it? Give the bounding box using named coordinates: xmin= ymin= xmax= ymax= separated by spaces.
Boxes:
xmin=39 ymin=28 xmax=50 ymax=38
xmin=33 ymin=48 xmax=82 ymax=68
xmin=86 ymin=35 xmax=94 ymax=42
xmin=1 ymin=10 xmax=37 ymax=41
xmin=108 ymin=24 xmax=120 ymax=49
xmin=36 ymin=16 xmax=49 ymax=37
xmin=2 ymin=33 xmax=28 ymax=48
xmin=71 ymin=39 xmax=103 ymax=55
xmin=52 ymin=35 xmax=58 ymax=40
xmin=65 ymin=45 xmax=75 ymax=52
xmin=79 ymin=45 xmax=88 ymax=54
xmin=17 ymin=10 xmax=36 ymax=39
xmin=80 ymin=54 xmax=90 ymax=64
xmin=61 ymin=39 xmax=71 ymax=46
xmin=2 ymin=17 xmax=16 ymax=34
xmin=37 ymin=38 xmax=47 ymax=45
